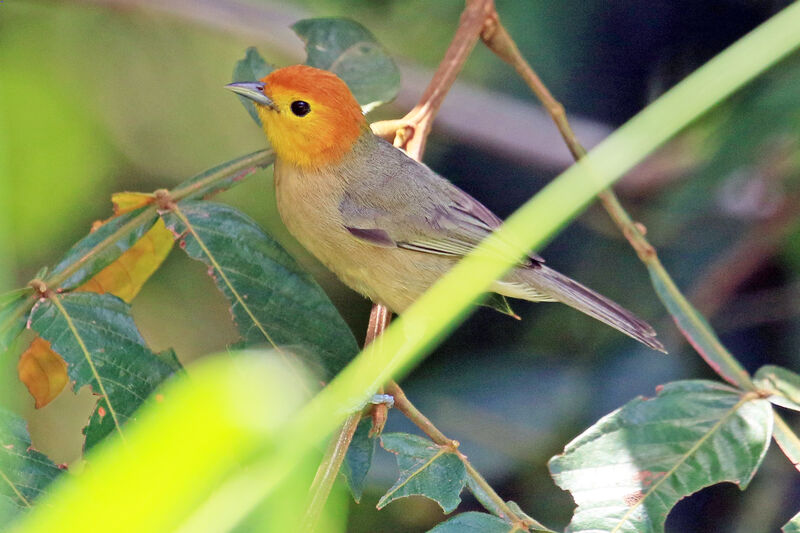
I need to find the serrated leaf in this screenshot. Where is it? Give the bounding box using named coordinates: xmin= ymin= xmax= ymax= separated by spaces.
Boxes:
xmin=378 ymin=432 xmax=466 ymax=513
xmin=29 ymin=292 xmax=177 ymax=450
xmin=783 ymin=509 xmax=800 ymax=533
xmin=0 ymin=289 xmax=31 ymax=352
xmin=163 ymin=201 xmax=358 ymax=379
xmin=549 ymin=380 xmax=773 ymax=533
xmin=17 ymin=338 xmax=69 ymax=409
xmin=342 ymin=416 xmax=376 ymax=502
xmin=232 ymin=48 xmax=275 ymax=126
xmin=0 ymin=407 xmax=62 ymax=522
xmin=754 ymin=365 xmax=800 ymax=411
xmin=292 ymin=18 xmax=401 ymax=113
xmin=49 ymin=207 xmax=158 ymax=290
xmin=428 ymin=512 xmax=516 ymax=533
xmin=18 ymin=212 xmax=174 ymax=409
xmin=173 ymin=149 xmax=274 ymax=202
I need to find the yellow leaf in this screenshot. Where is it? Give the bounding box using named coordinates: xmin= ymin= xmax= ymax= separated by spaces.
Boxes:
xmin=111 ymin=191 xmax=156 ymax=216
xmin=18 ymin=337 xmax=69 ymax=408
xmin=77 ymin=218 xmax=174 ymax=303
xmin=20 ymin=193 xmax=174 ymax=408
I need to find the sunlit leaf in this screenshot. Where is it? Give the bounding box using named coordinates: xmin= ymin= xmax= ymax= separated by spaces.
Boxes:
xmin=110 ymin=191 xmax=155 ymax=216
xmin=29 ymin=293 xmax=177 ymax=449
xmin=342 ymin=416 xmax=376 ymax=502
xmin=0 ymin=289 xmax=31 ymax=352
xmin=549 ymin=380 xmax=772 ymax=533
xmin=784 ymin=509 xmax=800 ymax=533
xmin=77 ymin=218 xmax=173 ymax=303
xmin=378 ymin=433 xmax=466 ymax=513
xmin=292 ymin=18 xmax=401 ymax=113
xmin=163 ymin=201 xmax=358 ymax=379
xmin=754 ymin=365 xmax=800 ymax=411
xmin=49 ymin=207 xmax=158 ymax=290
xmin=232 ymin=48 xmax=275 ymax=127
xmin=17 ymin=338 xmax=68 ymax=409
xmin=0 ymin=407 xmax=62 ymax=523
xmin=427 ymin=512 xmax=516 ymax=533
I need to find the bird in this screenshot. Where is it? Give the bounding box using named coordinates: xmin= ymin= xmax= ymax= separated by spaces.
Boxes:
xmin=226 ymin=65 xmax=664 ymax=352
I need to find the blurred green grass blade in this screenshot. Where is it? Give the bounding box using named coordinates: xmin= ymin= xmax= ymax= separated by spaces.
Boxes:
xmin=29 ymin=292 xmax=177 ymax=449
xmin=549 ymin=381 xmax=772 ymax=533
xmin=773 ymin=412 xmax=800 ymax=473
xmin=0 ymin=408 xmax=62 ymax=524
xmin=754 ymin=365 xmax=800 ymax=411
xmin=293 ymin=18 xmax=401 ymax=112
xmin=427 ymin=512 xmax=516 ymax=533
xmin=377 ymin=433 xmax=467 ymax=513
xmin=218 ymin=5 xmax=800 ymax=524
xmin=164 ymin=201 xmax=358 ymax=378
xmin=11 ymin=352 xmax=320 ymax=533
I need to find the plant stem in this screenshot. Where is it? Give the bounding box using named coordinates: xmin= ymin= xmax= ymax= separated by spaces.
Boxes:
xmin=481 ymin=11 xmax=757 ymax=389
xmin=302 ymin=304 xmax=392 ymax=532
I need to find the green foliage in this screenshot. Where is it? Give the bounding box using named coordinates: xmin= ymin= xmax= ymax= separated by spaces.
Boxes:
xmin=784 ymin=510 xmax=800 ymax=533
xmin=754 ymin=365 xmax=800 ymax=411
xmin=549 ymin=380 xmax=773 ymax=533
xmin=163 ymin=201 xmax=358 ymax=378
xmin=232 ymin=48 xmax=275 ymax=127
xmin=0 ymin=290 xmax=31 ymax=352
xmin=378 ymin=433 xmax=467 ymax=513
xmin=0 ymin=408 xmax=62 ymax=524
xmin=427 ymin=512 xmax=516 ymax=533
xmin=29 ymin=293 xmax=177 ymax=449
xmin=342 ymin=416 xmax=377 ymax=502
xmin=292 ymin=18 xmax=401 ymax=112
xmin=3 ymin=9 xmax=800 ymax=533
xmin=49 ymin=208 xmax=158 ymax=290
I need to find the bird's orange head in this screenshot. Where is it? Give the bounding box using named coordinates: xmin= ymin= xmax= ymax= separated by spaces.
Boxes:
xmin=227 ymin=65 xmax=368 ymax=170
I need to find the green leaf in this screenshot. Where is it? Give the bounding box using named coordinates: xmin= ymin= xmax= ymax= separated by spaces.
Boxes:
xmin=648 ymin=268 xmax=752 ymax=388
xmin=292 ymin=18 xmax=401 ymax=113
xmin=163 ymin=201 xmax=358 ymax=379
xmin=773 ymin=412 xmax=800 ymax=472
xmin=783 ymin=509 xmax=800 ymax=533
xmin=49 ymin=207 xmax=158 ymax=290
xmin=172 ymin=149 xmax=275 ymax=202
xmin=378 ymin=432 xmax=466 ymax=513
xmin=754 ymin=365 xmax=800 ymax=410
xmin=342 ymin=416 xmax=376 ymax=502
xmin=428 ymin=512 xmax=515 ymax=533
xmin=29 ymin=292 xmax=177 ymax=450
xmin=0 ymin=407 xmax=62 ymax=522
xmin=232 ymin=48 xmax=275 ymax=127
xmin=549 ymin=380 xmax=773 ymax=533
xmin=0 ymin=289 xmax=32 ymax=352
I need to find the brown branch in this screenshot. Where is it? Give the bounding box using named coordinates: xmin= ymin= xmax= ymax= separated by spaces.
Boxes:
xmin=373 ymin=0 xmax=496 ymax=158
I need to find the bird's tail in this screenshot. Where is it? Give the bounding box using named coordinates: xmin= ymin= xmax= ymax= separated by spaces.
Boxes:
xmin=497 ymin=265 xmax=666 ymax=352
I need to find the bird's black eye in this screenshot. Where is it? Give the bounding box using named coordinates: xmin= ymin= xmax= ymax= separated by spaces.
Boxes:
xmin=290 ymin=100 xmax=311 ymax=117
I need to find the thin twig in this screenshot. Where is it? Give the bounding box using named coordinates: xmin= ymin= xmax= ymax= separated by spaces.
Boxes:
xmin=302 ymin=304 xmax=391 ymax=531
xmin=480 ymin=10 xmax=759 ymax=390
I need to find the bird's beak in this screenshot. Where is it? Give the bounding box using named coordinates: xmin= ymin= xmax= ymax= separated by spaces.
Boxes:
xmin=225 ymin=82 xmax=277 ymax=110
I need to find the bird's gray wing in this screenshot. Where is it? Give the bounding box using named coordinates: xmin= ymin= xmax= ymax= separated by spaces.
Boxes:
xmin=338 ymin=138 xmax=543 ymax=266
